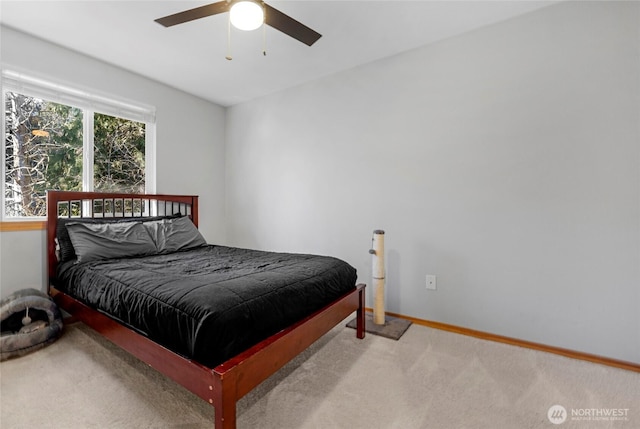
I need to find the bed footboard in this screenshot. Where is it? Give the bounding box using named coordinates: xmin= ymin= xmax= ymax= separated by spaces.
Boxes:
xmin=51 ymin=284 xmax=365 ymax=428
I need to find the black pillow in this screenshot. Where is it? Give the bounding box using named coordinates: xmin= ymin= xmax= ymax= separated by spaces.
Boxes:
xmin=143 ymin=216 xmax=207 ymax=253
xmin=66 ymin=221 xmax=158 ymax=263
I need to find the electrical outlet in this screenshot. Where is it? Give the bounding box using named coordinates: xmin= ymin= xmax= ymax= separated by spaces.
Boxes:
xmin=426 ymin=275 xmax=437 ymax=290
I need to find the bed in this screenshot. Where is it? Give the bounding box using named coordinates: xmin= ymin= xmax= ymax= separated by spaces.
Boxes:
xmin=46 ymin=190 xmax=365 ymax=428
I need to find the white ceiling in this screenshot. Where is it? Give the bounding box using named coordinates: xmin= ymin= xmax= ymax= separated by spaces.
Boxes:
xmin=0 ymin=1 xmax=555 ymax=106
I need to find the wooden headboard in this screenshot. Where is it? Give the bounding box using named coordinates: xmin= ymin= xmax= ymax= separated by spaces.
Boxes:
xmin=46 ymin=191 xmax=199 ymax=285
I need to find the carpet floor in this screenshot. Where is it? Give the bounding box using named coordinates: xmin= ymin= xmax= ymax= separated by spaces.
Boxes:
xmin=1 ymin=320 xmax=638 ymax=428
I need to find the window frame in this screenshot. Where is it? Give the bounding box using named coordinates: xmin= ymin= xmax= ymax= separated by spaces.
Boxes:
xmin=1 ymin=69 xmax=156 ymax=223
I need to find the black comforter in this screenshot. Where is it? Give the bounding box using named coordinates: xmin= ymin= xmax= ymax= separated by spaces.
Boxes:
xmin=55 ymin=245 xmax=357 ymax=367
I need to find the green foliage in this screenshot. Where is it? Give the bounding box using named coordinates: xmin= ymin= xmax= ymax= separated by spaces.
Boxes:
xmin=4 ymin=92 xmax=83 ymax=216
xmin=4 ymin=92 xmax=146 ymax=217
xmin=94 ymin=113 xmax=145 ymax=193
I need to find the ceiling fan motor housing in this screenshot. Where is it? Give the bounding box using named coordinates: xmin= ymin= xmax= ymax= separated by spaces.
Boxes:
xmin=229 ymin=0 xmax=265 ymax=31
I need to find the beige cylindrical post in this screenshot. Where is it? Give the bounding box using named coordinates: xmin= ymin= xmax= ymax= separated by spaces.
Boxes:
xmin=371 ymin=229 xmax=386 ymax=325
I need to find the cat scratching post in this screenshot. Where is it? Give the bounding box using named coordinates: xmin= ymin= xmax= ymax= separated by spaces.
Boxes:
xmin=370 ymin=229 xmax=386 ymax=325
xmin=346 ymin=229 xmax=412 ymax=340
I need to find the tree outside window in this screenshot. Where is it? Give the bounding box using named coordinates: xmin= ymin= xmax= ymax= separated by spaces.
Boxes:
xmin=94 ymin=112 xmax=145 ymax=193
xmin=4 ymin=91 xmax=146 ymax=217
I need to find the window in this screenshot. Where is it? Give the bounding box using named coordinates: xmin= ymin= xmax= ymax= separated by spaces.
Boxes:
xmin=2 ymin=70 xmax=155 ymax=219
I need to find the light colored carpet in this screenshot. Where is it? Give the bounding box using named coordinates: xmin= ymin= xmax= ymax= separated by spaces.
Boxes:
xmin=1 ymin=320 xmax=638 ymax=428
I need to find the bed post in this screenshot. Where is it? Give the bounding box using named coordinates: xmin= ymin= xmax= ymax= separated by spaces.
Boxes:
xmin=46 ymin=191 xmax=59 ymax=293
xmin=357 ymin=285 xmax=366 ymax=339
xmin=213 ymin=372 xmax=238 ymax=429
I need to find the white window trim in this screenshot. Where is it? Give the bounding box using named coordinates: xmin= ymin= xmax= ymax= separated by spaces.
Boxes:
xmin=83 ymin=109 xmax=95 ymax=192
xmin=1 ymin=69 xmax=157 ymax=221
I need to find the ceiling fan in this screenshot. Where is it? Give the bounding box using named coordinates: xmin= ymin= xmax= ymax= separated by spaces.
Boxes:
xmin=155 ymin=0 xmax=322 ymax=47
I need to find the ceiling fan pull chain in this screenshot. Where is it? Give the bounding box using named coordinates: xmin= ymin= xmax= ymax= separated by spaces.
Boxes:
xmin=262 ymin=20 xmax=267 ymax=56
xmin=226 ymin=13 xmax=233 ymax=60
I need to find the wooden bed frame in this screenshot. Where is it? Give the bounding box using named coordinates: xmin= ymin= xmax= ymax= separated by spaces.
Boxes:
xmin=46 ymin=190 xmax=365 ymax=428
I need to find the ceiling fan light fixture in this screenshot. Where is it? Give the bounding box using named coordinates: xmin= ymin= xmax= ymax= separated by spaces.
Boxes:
xmin=229 ymin=0 xmax=264 ymax=31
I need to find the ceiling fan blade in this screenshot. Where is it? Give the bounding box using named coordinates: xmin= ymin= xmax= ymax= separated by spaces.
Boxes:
xmin=264 ymin=4 xmax=321 ymax=46
xmin=155 ymin=1 xmax=229 ymax=27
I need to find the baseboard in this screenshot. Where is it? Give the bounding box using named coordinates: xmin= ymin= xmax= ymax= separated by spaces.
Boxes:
xmin=365 ymin=308 xmax=640 ymax=373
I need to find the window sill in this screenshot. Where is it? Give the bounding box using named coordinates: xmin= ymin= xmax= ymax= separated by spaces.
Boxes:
xmin=0 ymin=221 xmax=47 ymax=232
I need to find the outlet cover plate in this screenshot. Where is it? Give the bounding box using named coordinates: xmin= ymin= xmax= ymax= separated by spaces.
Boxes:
xmin=426 ymin=275 xmax=437 ymax=290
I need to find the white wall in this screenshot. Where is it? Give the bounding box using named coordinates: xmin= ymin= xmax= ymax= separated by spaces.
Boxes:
xmin=0 ymin=26 xmax=227 ymax=298
xmin=226 ymin=1 xmax=640 ymax=363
